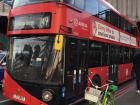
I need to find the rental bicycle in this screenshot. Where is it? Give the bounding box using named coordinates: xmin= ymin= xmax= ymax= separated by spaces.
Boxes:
xmin=85 ymin=76 xmax=118 ymax=105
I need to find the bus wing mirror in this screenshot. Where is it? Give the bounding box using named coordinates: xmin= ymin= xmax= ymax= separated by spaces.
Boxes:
xmin=54 ymin=35 xmax=64 ymax=51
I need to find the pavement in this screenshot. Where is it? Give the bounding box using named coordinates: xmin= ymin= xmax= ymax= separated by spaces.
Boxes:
xmin=0 ymin=80 xmax=139 ymax=105
xmin=0 ymin=89 xmax=22 ymax=105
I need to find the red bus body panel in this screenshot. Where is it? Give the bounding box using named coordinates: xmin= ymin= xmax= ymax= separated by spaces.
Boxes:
xmin=4 ymin=1 xmax=137 ymax=105
xmin=3 ymin=70 xmax=48 ymax=105
xmin=88 ymin=63 xmax=133 ymax=86
xmin=118 ymin=63 xmax=133 ymax=84
xmin=8 ymin=3 xmax=137 ymax=48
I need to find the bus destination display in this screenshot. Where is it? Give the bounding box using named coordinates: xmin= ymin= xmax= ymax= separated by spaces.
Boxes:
xmin=9 ymin=12 xmax=51 ymax=30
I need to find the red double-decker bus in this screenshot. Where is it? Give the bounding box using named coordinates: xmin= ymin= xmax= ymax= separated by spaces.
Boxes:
xmin=3 ymin=0 xmax=139 ymax=105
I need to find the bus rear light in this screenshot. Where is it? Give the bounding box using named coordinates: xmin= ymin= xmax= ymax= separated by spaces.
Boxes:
xmin=42 ymin=90 xmax=53 ymax=102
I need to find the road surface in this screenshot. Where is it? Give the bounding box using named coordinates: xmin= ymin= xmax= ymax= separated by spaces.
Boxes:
xmin=0 ymin=80 xmax=137 ymax=105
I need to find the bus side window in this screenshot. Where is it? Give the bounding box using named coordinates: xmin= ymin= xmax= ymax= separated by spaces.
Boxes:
xmin=124 ymin=47 xmax=130 ymax=63
xmin=64 ymin=0 xmax=85 ymax=10
xmin=75 ymin=0 xmax=85 ymax=10
xmin=98 ymin=1 xmax=109 ymax=21
xmin=110 ymin=11 xmax=119 ymax=28
xmin=78 ymin=40 xmax=88 ymax=69
xmin=85 ymin=0 xmax=99 ymax=15
xmin=109 ymin=45 xmax=120 ymax=65
xmin=88 ymin=41 xmax=102 ymax=68
xmin=130 ymin=48 xmax=135 ymax=62
xmin=64 ymin=0 xmax=74 ymax=4
xmin=115 ymin=46 xmax=120 ymax=64
xmin=119 ymin=47 xmax=124 ymax=64
xmin=65 ymin=37 xmax=78 ymax=72
xmin=102 ymin=44 xmax=109 ymax=66
xmin=131 ymin=26 xmax=138 ymax=36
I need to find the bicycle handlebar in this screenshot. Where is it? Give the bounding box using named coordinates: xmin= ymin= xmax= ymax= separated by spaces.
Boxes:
xmin=88 ymin=76 xmax=113 ymax=90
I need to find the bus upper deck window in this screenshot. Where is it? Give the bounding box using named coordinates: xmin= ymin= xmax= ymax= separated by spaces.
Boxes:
xmin=85 ymin=0 xmax=98 ymax=15
xmin=64 ymin=0 xmax=74 ymax=5
xmin=75 ymin=0 xmax=84 ymax=9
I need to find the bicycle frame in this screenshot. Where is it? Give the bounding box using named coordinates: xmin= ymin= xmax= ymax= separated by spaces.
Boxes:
xmin=101 ymin=83 xmax=117 ymax=105
xmin=102 ymin=85 xmax=114 ymax=105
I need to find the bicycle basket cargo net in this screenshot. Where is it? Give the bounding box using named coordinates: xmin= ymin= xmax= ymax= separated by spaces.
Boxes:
xmin=85 ymin=87 xmax=102 ymax=103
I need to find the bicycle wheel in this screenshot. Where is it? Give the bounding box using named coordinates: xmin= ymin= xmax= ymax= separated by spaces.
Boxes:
xmin=104 ymin=94 xmax=115 ymax=105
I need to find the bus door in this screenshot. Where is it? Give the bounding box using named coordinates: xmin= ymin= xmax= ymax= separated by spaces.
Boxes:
xmin=109 ymin=64 xmax=118 ymax=83
xmin=65 ymin=37 xmax=88 ymax=100
xmin=109 ymin=45 xmax=119 ymax=83
xmin=77 ymin=39 xmax=88 ymax=96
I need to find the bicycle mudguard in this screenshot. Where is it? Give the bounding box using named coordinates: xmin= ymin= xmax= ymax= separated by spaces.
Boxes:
xmin=109 ymin=85 xmax=118 ymax=92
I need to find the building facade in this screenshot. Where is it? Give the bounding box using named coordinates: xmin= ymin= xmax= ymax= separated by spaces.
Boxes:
xmin=106 ymin=0 xmax=140 ymax=21
xmin=0 ymin=1 xmax=9 ymax=50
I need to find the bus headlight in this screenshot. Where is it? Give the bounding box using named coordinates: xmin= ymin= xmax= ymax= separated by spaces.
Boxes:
xmin=42 ymin=90 xmax=53 ymax=102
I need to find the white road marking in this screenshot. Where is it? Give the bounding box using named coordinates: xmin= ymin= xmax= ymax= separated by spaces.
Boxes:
xmin=0 ymin=99 xmax=10 ymax=103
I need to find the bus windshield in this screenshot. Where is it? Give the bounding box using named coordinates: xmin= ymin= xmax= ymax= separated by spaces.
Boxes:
xmin=13 ymin=0 xmax=60 ymax=8
xmin=8 ymin=35 xmax=63 ymax=85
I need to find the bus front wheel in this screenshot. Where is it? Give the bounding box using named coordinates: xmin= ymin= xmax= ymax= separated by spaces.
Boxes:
xmin=92 ymin=76 xmax=101 ymax=87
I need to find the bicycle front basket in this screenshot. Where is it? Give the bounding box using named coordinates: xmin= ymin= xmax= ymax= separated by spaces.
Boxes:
xmin=85 ymin=87 xmax=102 ymax=103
